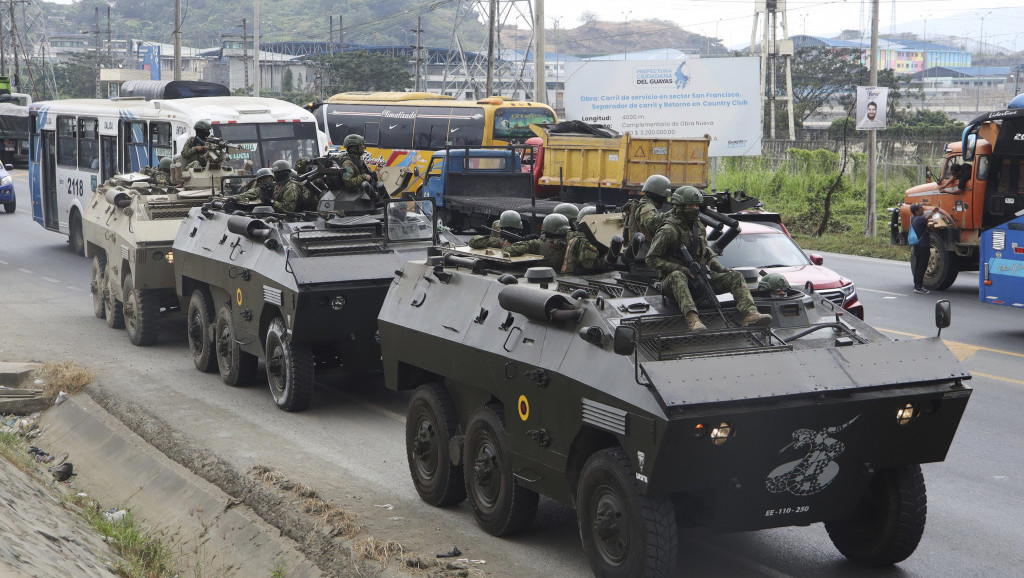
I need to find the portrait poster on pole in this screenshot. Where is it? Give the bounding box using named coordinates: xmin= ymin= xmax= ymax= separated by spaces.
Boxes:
xmin=856 ymin=86 xmax=888 ymax=130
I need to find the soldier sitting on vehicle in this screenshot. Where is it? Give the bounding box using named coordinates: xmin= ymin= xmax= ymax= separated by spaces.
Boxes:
xmin=646 ymin=186 xmax=772 ymax=332
xmin=225 ymin=161 xmax=315 ymax=213
xmin=469 ymin=210 xmax=523 ymax=249
xmin=553 ymin=203 xmax=580 ymax=228
xmin=339 ymin=134 xmax=380 ymax=200
xmin=756 ymin=273 xmax=792 ymax=297
xmin=562 ymin=205 xmax=613 ymax=275
xmin=624 ymin=174 xmax=673 ymax=243
xmin=182 ymin=120 xmax=213 ymax=168
xmin=504 ymin=213 xmax=571 ymax=269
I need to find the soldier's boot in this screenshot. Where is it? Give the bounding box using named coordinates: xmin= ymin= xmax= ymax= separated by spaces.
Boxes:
xmin=685 ymin=312 xmax=707 ymax=332
xmin=742 ymin=310 xmax=773 ymax=327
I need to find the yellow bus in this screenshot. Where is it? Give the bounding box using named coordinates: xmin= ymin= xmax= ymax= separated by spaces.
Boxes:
xmin=308 ymin=92 xmax=556 ymax=193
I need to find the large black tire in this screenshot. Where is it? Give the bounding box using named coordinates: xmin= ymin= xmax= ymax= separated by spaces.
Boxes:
xmin=91 ymin=254 xmax=106 ymax=319
xmin=463 ymin=405 xmax=539 ymax=536
xmin=187 ymin=288 xmax=218 ymax=373
xmin=2 ymin=197 xmax=14 ymax=213
xmin=69 ymin=210 xmax=85 ymax=256
xmin=577 ymin=447 xmax=678 ymax=578
xmin=824 ymin=464 xmax=927 ymax=566
xmin=923 ymin=240 xmax=958 ymax=291
xmin=123 ymin=274 xmax=161 ymax=346
xmin=265 ymin=317 xmax=314 ymax=412
xmin=214 ymin=306 xmax=258 ymax=387
xmin=103 ymin=275 xmax=124 ymax=329
xmin=407 ymin=383 xmax=466 ymax=507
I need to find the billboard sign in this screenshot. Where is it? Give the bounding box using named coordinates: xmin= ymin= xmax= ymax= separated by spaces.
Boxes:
xmin=564 ymin=57 xmax=761 ymax=157
xmin=139 ymin=45 xmax=161 ymax=81
xmin=856 ymin=86 xmax=888 ymax=131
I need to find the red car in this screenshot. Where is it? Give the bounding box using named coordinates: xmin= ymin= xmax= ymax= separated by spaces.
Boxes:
xmin=715 ymin=221 xmax=865 ymax=319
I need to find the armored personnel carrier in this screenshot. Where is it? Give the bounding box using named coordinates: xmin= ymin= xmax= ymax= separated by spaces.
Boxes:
xmin=378 ymin=240 xmax=972 ymax=576
xmin=84 ymin=146 xmax=250 ymax=346
xmin=171 ymin=187 xmax=438 ymax=412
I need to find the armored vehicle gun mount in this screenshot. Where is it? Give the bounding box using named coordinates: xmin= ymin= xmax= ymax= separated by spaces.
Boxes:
xmin=378 ymin=244 xmax=972 ymax=577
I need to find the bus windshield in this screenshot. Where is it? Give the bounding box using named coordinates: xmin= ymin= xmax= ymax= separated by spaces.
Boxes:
xmin=492 ymin=107 xmax=556 ymax=140
xmin=214 ymin=122 xmax=319 ymax=170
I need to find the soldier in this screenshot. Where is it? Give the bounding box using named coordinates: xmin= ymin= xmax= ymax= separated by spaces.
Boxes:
xmin=757 ymin=273 xmax=791 ymax=297
xmin=339 ymin=134 xmax=376 ymax=196
xmin=624 ymin=174 xmax=673 ymax=242
xmin=469 ymin=210 xmax=522 ymax=249
xmin=563 ymin=206 xmax=611 ymax=274
xmin=226 ymin=167 xmax=277 ymax=209
xmin=646 ymin=186 xmax=772 ymax=332
xmin=151 ymin=157 xmax=173 ymax=186
xmin=182 ymin=120 xmax=213 ymax=168
xmin=553 ymin=203 xmax=579 ymax=227
xmin=504 ymin=213 xmax=571 ymax=269
xmin=270 ymin=159 xmax=318 ymax=213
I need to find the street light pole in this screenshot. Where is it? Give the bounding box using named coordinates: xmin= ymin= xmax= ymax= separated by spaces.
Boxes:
xmin=977 ymin=10 xmax=992 ymax=113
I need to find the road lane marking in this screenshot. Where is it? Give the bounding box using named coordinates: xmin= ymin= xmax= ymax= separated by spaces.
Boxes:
xmin=42 ymin=276 xmax=60 ymax=283
xmin=858 ymin=287 xmax=907 ymax=296
xmin=878 ymin=327 xmax=1024 ymax=359
xmin=0 ymin=258 xmax=7 ymax=265
xmin=18 ymin=268 xmax=33 ymax=274
xmin=972 ymin=372 xmax=1024 ymax=386
xmin=66 ymin=286 xmax=80 ymax=291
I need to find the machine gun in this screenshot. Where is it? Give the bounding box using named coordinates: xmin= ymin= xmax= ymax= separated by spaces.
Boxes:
xmin=198 ymin=136 xmax=245 ymax=169
xmin=678 ymin=245 xmax=728 ymax=324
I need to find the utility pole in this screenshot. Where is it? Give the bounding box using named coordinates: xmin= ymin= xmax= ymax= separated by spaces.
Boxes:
xmin=173 ymin=0 xmax=181 ymax=80
xmin=865 ymin=0 xmax=879 ymax=236
xmin=533 ymin=0 xmax=546 ymax=104
xmin=486 ymin=0 xmax=496 ymax=96
xmin=107 ymin=5 xmax=112 ymax=65
xmin=410 ymin=17 xmax=423 ymax=91
xmin=94 ymin=6 xmax=101 ymax=97
xmin=242 ymin=18 xmax=249 ymax=94
xmin=253 ymin=0 xmax=260 ymax=97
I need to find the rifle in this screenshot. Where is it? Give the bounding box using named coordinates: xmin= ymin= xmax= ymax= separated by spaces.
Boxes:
xmin=481 ymin=225 xmax=525 ymax=243
xmin=678 ymin=245 xmax=728 ymax=324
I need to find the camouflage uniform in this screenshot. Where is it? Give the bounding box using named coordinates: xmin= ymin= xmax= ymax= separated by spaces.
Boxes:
xmin=181 ymin=136 xmax=208 ymax=168
xmin=632 ymin=196 xmax=667 ymax=239
xmin=469 ymin=220 xmax=505 ymax=249
xmin=646 ymin=214 xmax=756 ymax=316
xmin=504 ymin=234 xmax=568 ymax=270
xmin=340 ymin=154 xmax=373 ymax=194
xmin=562 ymin=231 xmax=610 ymax=274
xmin=232 ymin=179 xmax=313 ymax=213
xmin=151 ymin=171 xmax=171 ymax=186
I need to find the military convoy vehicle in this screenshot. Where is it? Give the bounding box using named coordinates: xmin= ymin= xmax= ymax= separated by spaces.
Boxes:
xmin=171 ymin=186 xmax=438 ymax=412
xmin=378 ymin=230 xmax=972 ymax=576
xmin=83 ymin=145 xmax=250 ymax=346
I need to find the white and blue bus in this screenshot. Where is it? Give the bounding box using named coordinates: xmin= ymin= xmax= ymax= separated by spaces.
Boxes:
xmin=28 ymin=96 xmax=327 ymax=254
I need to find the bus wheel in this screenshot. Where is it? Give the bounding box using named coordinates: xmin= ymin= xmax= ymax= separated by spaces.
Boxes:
xmin=578 ymin=447 xmax=677 ymax=578
xmin=265 ymin=317 xmax=314 ymax=412
xmin=69 ymin=211 xmax=85 ymax=256
xmin=123 ymin=273 xmax=161 ymax=346
xmin=215 ymin=306 xmax=258 ymax=387
xmin=463 ymin=404 xmax=538 ymax=536
xmin=91 ymin=253 xmax=107 ymax=319
xmin=923 ymin=240 xmax=958 ymax=291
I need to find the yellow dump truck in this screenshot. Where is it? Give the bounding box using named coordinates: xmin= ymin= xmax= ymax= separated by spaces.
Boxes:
xmin=524 ymin=122 xmax=710 ymax=205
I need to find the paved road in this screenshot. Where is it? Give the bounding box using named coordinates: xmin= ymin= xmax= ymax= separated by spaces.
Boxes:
xmin=2 ymin=170 xmax=1022 ymax=577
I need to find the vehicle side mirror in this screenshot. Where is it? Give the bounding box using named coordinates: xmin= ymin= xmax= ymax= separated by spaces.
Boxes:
xmin=3 ymin=164 xmax=11 ymax=171
xmin=962 ymin=133 xmax=977 ymax=162
xmin=809 ymin=254 xmax=824 ymax=265
xmin=612 ymin=325 xmax=636 ymax=356
xmin=935 ymin=300 xmax=951 ymax=338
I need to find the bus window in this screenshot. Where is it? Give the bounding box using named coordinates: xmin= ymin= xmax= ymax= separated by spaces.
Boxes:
xmin=363 ymin=122 xmax=380 ymax=146
xmin=57 ymin=116 xmax=77 ymax=168
xmin=79 ymin=118 xmax=99 ymax=172
xmin=449 ymin=111 xmax=484 ymax=146
xmin=124 ymin=120 xmax=148 ymax=172
xmin=379 ymin=106 xmax=416 ymax=149
xmin=414 ymin=110 xmax=450 ymax=149
xmin=150 ymin=122 xmax=173 ymax=162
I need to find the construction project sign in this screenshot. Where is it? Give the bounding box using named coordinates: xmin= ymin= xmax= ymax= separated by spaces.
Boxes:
xmin=564 ymin=57 xmax=761 ymax=157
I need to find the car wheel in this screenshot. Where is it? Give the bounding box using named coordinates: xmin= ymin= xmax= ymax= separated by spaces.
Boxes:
xmin=824 ymin=464 xmax=927 ymax=566
xmin=406 ymin=383 xmax=466 ymax=507
xmin=123 ymin=273 xmax=161 ymax=346
xmin=214 ymin=306 xmax=257 ymax=387
xmin=91 ymin=253 xmax=106 ymax=319
xmin=187 ymin=288 xmax=217 ymax=373
xmin=2 ymin=198 xmax=14 ymax=213
xmin=577 ymin=447 xmax=677 ymax=578
xmin=463 ymin=404 xmax=538 ymax=536
xmin=264 ymin=317 xmax=314 ymax=412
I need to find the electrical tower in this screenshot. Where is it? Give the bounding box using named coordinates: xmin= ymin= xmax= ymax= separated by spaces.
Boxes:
xmin=439 ymin=0 xmax=540 ymax=101
xmin=750 ymin=0 xmax=795 ymax=140
xmin=0 ymin=0 xmax=58 ymax=99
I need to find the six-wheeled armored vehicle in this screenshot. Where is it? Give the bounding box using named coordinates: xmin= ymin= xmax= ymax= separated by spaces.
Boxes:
xmin=378 ymin=235 xmax=972 ymax=577
xmin=84 ymin=146 xmax=250 ymax=345
xmin=171 ymin=190 xmax=438 ymax=411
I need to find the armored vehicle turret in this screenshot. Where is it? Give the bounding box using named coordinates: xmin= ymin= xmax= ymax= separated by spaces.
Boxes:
xmin=378 ymin=246 xmax=972 ymax=577
xmin=84 ymin=153 xmax=249 ymax=346
xmin=171 ymin=196 xmax=437 ymax=412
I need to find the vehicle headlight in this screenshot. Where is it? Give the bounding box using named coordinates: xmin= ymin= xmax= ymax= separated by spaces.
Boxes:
xmin=331 ymin=296 xmax=346 ymax=311
xmin=897 ymin=403 xmax=916 ymax=425
xmin=0 ymin=175 xmax=11 ymax=187
xmin=710 ymin=421 xmax=733 ymax=445
xmin=839 ymin=283 xmax=856 ymax=298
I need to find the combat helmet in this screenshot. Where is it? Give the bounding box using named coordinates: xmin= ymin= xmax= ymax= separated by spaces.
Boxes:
xmin=343 ymin=134 xmax=366 ymax=148
xmin=577 ymin=205 xmax=597 ymax=220
xmin=541 ymin=213 xmax=571 ymax=236
xmin=272 ymin=160 xmax=292 ymax=173
xmin=254 ymin=167 xmax=274 ymax=181
xmin=499 ymin=210 xmax=523 ymax=230
xmin=193 ymin=119 xmax=212 ymax=135
xmin=553 ymin=203 xmax=579 ymax=222
xmin=641 ymin=174 xmax=673 ymax=198
xmin=669 ymin=185 xmax=703 ymax=205
xmin=158 ymin=157 xmax=172 ymax=170
xmin=758 ymin=273 xmax=790 ymax=294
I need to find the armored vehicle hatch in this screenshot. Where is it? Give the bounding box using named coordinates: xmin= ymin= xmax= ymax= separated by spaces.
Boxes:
xmin=378 ymin=244 xmax=972 ymax=578
xmin=172 ymin=196 xmax=438 ymax=412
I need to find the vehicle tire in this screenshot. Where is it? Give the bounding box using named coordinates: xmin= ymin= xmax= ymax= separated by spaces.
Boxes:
xmin=103 ymin=275 xmax=124 ymax=329
xmin=69 ymin=210 xmax=85 ymax=256
xmin=91 ymin=253 xmax=106 ymax=319
xmin=187 ymin=288 xmax=218 ymax=373
xmin=824 ymin=464 xmax=927 ymax=566
xmin=265 ymin=317 xmax=314 ymax=412
xmin=577 ymin=447 xmax=678 ymax=578
xmin=122 ymin=273 xmax=161 ymax=346
xmin=214 ymin=306 xmax=258 ymax=387
xmin=463 ymin=405 xmax=538 ymax=536
xmin=923 ymin=241 xmax=958 ymax=291
xmin=406 ymin=383 xmax=466 ymax=507
xmin=2 ymin=198 xmax=14 ymax=213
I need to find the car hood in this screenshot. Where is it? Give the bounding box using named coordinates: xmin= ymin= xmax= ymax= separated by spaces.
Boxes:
xmin=758 ymin=265 xmax=849 ymax=290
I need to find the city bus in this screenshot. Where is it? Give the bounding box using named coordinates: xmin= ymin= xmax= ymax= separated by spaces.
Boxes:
xmin=29 ymin=96 xmax=327 ymax=254
xmin=308 ymin=92 xmax=556 ymax=193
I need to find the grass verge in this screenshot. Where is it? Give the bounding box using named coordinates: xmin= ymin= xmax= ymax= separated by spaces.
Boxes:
xmin=792 ymin=232 xmax=911 ymax=261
